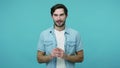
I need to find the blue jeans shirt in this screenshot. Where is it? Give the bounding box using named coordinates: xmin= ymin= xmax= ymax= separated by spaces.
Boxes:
xmin=37 ymin=27 xmax=83 ymax=68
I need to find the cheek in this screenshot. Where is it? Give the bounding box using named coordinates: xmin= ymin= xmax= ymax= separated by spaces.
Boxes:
xmin=61 ymin=16 xmax=67 ymax=20
xmin=52 ymin=17 xmax=57 ymax=21
xmin=62 ymin=17 xmax=66 ymax=21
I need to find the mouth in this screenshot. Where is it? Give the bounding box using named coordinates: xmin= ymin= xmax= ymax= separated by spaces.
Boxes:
xmin=54 ymin=20 xmax=65 ymax=27
xmin=56 ymin=20 xmax=62 ymax=24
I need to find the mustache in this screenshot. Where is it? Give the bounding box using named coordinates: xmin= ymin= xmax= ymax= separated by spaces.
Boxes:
xmin=56 ymin=20 xmax=63 ymax=22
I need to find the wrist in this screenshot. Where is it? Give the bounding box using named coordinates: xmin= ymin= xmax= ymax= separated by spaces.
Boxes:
xmin=63 ymin=54 xmax=68 ymax=60
xmin=48 ymin=55 xmax=53 ymax=60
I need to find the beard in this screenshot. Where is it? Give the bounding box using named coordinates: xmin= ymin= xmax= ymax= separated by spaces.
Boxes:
xmin=54 ymin=20 xmax=66 ymax=27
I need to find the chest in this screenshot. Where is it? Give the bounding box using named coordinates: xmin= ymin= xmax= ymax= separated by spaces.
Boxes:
xmin=43 ymin=33 xmax=77 ymax=55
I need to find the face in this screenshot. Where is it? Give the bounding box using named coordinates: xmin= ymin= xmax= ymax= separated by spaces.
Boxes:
xmin=52 ymin=8 xmax=67 ymax=27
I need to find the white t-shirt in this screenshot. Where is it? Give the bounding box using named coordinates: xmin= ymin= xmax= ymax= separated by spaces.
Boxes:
xmin=54 ymin=29 xmax=66 ymax=68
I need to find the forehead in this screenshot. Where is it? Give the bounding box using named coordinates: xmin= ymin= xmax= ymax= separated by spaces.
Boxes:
xmin=53 ymin=8 xmax=65 ymax=14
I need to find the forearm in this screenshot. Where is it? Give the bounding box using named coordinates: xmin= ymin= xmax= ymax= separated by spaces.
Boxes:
xmin=65 ymin=55 xmax=83 ymax=63
xmin=37 ymin=55 xmax=52 ymax=63
xmin=64 ymin=50 xmax=84 ymax=63
xmin=37 ymin=51 xmax=52 ymax=63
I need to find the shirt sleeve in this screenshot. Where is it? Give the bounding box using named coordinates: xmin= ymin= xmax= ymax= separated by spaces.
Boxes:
xmin=37 ymin=32 xmax=45 ymax=52
xmin=75 ymin=32 xmax=83 ymax=52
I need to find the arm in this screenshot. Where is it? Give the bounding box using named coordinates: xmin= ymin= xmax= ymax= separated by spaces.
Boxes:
xmin=54 ymin=48 xmax=84 ymax=63
xmin=37 ymin=48 xmax=60 ymax=63
xmin=37 ymin=51 xmax=52 ymax=63
xmin=64 ymin=50 xmax=84 ymax=63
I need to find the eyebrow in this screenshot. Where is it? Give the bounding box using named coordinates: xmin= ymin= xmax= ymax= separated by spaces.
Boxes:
xmin=53 ymin=14 xmax=58 ymax=16
xmin=60 ymin=14 xmax=64 ymax=16
xmin=53 ymin=13 xmax=65 ymax=16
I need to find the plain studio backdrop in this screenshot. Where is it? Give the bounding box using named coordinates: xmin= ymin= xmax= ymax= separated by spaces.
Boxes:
xmin=0 ymin=0 xmax=120 ymax=68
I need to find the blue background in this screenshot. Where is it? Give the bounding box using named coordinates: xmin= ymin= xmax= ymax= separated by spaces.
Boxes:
xmin=0 ymin=0 xmax=120 ymax=68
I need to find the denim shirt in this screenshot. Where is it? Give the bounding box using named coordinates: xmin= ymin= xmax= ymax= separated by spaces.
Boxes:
xmin=37 ymin=27 xmax=83 ymax=68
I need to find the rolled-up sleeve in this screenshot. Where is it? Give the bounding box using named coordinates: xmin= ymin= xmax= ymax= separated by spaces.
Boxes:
xmin=37 ymin=32 xmax=45 ymax=52
xmin=76 ymin=32 xmax=83 ymax=52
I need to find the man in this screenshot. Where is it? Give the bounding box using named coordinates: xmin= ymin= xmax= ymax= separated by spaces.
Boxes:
xmin=37 ymin=4 xmax=84 ymax=68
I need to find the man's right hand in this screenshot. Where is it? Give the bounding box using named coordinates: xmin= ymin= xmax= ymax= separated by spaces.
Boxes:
xmin=51 ymin=48 xmax=62 ymax=58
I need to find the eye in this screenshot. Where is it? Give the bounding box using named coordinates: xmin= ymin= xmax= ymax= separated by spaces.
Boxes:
xmin=53 ymin=14 xmax=58 ymax=16
xmin=60 ymin=14 xmax=64 ymax=16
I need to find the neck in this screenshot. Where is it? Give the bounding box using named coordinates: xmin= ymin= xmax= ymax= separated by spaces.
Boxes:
xmin=54 ymin=25 xmax=65 ymax=31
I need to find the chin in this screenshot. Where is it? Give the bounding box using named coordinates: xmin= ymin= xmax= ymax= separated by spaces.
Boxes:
xmin=54 ymin=22 xmax=65 ymax=27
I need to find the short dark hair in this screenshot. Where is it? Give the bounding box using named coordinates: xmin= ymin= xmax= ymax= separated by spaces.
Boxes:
xmin=50 ymin=4 xmax=68 ymax=16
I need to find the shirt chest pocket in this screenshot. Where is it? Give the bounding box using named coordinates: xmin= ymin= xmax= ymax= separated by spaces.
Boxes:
xmin=66 ymin=41 xmax=76 ymax=54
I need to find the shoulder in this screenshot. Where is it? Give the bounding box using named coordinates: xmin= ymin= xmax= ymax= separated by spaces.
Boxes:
xmin=66 ymin=28 xmax=81 ymax=40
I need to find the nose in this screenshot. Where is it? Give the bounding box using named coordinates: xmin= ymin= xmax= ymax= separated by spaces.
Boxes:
xmin=57 ymin=16 xmax=61 ymax=20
